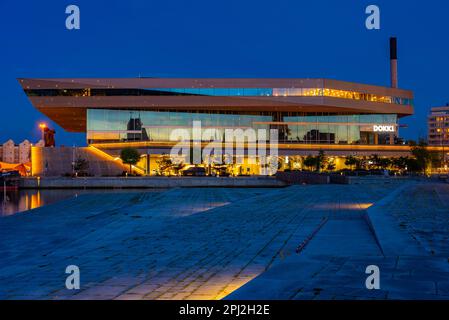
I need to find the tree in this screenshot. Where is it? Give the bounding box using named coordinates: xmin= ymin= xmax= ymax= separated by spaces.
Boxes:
xmin=74 ymin=157 xmax=89 ymax=176
xmin=391 ymin=157 xmax=409 ymax=171
xmin=378 ymin=157 xmax=391 ymax=170
xmin=368 ymin=154 xmax=381 ymax=169
xmin=120 ymin=147 xmax=140 ymax=174
xmin=409 ymin=140 xmax=432 ymax=173
xmin=345 ymin=155 xmax=358 ymax=170
xmin=303 ymin=151 xmax=327 ymax=172
xmin=359 ymin=156 xmax=369 ymax=170
xmin=430 ymin=152 xmax=443 ymax=170
xmin=303 ymin=155 xmax=317 ymax=171
xmin=405 ymin=157 xmax=421 ymax=173
xmin=316 ymin=150 xmax=327 ymax=172
xmin=326 ymin=159 xmax=336 ymax=171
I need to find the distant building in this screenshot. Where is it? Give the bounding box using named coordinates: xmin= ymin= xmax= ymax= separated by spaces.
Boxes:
xmin=0 ymin=139 xmax=44 ymax=164
xmin=428 ymin=106 xmax=449 ymax=146
xmin=2 ymin=139 xmax=15 ymax=163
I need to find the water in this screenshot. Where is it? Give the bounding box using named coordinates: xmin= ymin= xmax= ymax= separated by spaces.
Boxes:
xmin=0 ymin=188 xmax=163 ymax=217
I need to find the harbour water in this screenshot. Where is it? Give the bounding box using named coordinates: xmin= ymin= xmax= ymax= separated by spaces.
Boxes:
xmin=0 ymin=188 xmax=162 ymax=217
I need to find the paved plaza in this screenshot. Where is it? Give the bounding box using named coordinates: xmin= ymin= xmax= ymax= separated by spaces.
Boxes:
xmin=0 ymin=181 xmax=448 ymax=300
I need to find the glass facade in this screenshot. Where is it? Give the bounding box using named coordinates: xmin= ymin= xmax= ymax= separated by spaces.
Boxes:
xmin=283 ymin=114 xmax=397 ymax=144
xmin=87 ymin=109 xmax=398 ymax=145
xmin=25 ymin=87 xmax=413 ymax=106
xmin=87 ymin=109 xmax=271 ymax=143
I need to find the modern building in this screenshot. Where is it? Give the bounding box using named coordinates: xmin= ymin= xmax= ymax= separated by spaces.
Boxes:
xmin=19 ymin=38 xmax=424 ymax=176
xmin=18 ymin=76 xmax=414 ymax=174
xmin=428 ymin=106 xmax=449 ymax=146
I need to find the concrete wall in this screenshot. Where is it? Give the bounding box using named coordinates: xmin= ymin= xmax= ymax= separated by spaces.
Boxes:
xmin=20 ymin=176 xmax=286 ymax=189
xmin=31 ymin=147 xmax=127 ymax=177
xmin=275 ymin=171 xmax=330 ymax=184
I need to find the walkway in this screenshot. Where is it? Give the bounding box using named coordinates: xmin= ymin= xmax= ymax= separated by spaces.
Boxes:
xmin=229 ymin=182 xmax=449 ymax=300
xmin=1 ymin=182 xmax=447 ymax=300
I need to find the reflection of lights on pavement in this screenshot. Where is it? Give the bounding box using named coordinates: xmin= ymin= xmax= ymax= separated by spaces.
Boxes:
xmin=312 ymin=203 xmax=373 ymax=210
xmin=358 ymin=203 xmax=373 ymax=209
xmin=151 ymin=272 xmax=259 ymax=300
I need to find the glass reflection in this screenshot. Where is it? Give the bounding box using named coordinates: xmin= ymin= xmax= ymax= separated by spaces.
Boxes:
xmin=87 ymin=109 xmax=398 ymax=145
xmin=25 ymin=87 xmax=413 ymax=106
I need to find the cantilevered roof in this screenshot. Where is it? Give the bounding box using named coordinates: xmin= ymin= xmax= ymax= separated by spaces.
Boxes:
xmin=18 ymin=78 xmax=414 ymax=132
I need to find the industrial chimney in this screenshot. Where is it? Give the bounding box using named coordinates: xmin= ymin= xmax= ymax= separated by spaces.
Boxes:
xmin=390 ymin=37 xmax=398 ymax=88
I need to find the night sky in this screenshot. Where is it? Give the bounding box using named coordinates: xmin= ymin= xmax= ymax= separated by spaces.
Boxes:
xmin=1 ymin=0 xmax=448 ymax=146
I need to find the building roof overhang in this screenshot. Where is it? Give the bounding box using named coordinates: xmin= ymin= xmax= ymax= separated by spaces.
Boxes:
xmin=18 ymin=78 xmax=414 ymax=132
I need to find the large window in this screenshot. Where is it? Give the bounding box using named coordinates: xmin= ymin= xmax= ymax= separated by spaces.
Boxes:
xmin=87 ymin=109 xmax=271 ymax=143
xmin=283 ymin=114 xmax=397 ymax=144
xmin=26 ymin=87 xmax=413 ymax=106
xmin=87 ymin=109 xmax=398 ymax=145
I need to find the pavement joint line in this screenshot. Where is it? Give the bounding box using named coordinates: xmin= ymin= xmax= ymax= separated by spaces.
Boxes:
xmin=295 ymin=217 xmax=329 ymax=255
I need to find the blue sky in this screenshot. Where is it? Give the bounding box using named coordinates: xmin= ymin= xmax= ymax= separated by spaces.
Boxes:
xmin=1 ymin=0 xmax=448 ymax=146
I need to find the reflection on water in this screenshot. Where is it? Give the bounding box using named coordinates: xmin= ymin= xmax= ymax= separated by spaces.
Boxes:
xmin=0 ymin=189 xmax=162 ymax=217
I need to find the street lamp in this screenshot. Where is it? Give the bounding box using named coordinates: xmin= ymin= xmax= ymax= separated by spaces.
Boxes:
xmin=39 ymin=123 xmax=46 ymax=141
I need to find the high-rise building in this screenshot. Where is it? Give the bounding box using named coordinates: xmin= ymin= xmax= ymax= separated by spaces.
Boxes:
xmin=428 ymin=106 xmax=449 ymax=146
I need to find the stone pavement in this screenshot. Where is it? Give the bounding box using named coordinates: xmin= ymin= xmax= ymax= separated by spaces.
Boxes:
xmin=228 ymin=182 xmax=449 ymax=300
xmin=0 ymin=184 xmax=447 ymax=299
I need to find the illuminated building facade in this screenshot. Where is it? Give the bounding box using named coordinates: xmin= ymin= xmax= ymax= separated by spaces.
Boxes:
xmin=19 ymin=78 xmax=413 ymax=145
xmin=18 ymin=77 xmax=416 ymax=175
xmin=428 ymin=106 xmax=449 ymax=146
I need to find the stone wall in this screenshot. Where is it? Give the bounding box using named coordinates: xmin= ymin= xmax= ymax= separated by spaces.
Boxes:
xmin=31 ymin=147 xmax=127 ymax=177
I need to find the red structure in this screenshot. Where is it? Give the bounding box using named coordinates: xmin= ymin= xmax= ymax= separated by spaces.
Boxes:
xmin=43 ymin=127 xmax=56 ymax=147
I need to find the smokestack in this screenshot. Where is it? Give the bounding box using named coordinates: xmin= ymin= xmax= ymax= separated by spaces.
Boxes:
xmin=390 ymin=37 xmax=398 ymax=88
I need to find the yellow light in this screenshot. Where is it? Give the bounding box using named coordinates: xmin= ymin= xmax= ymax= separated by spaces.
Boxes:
xmin=88 ymin=145 xmax=145 ymax=175
xmin=39 ymin=123 xmax=47 ymax=129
